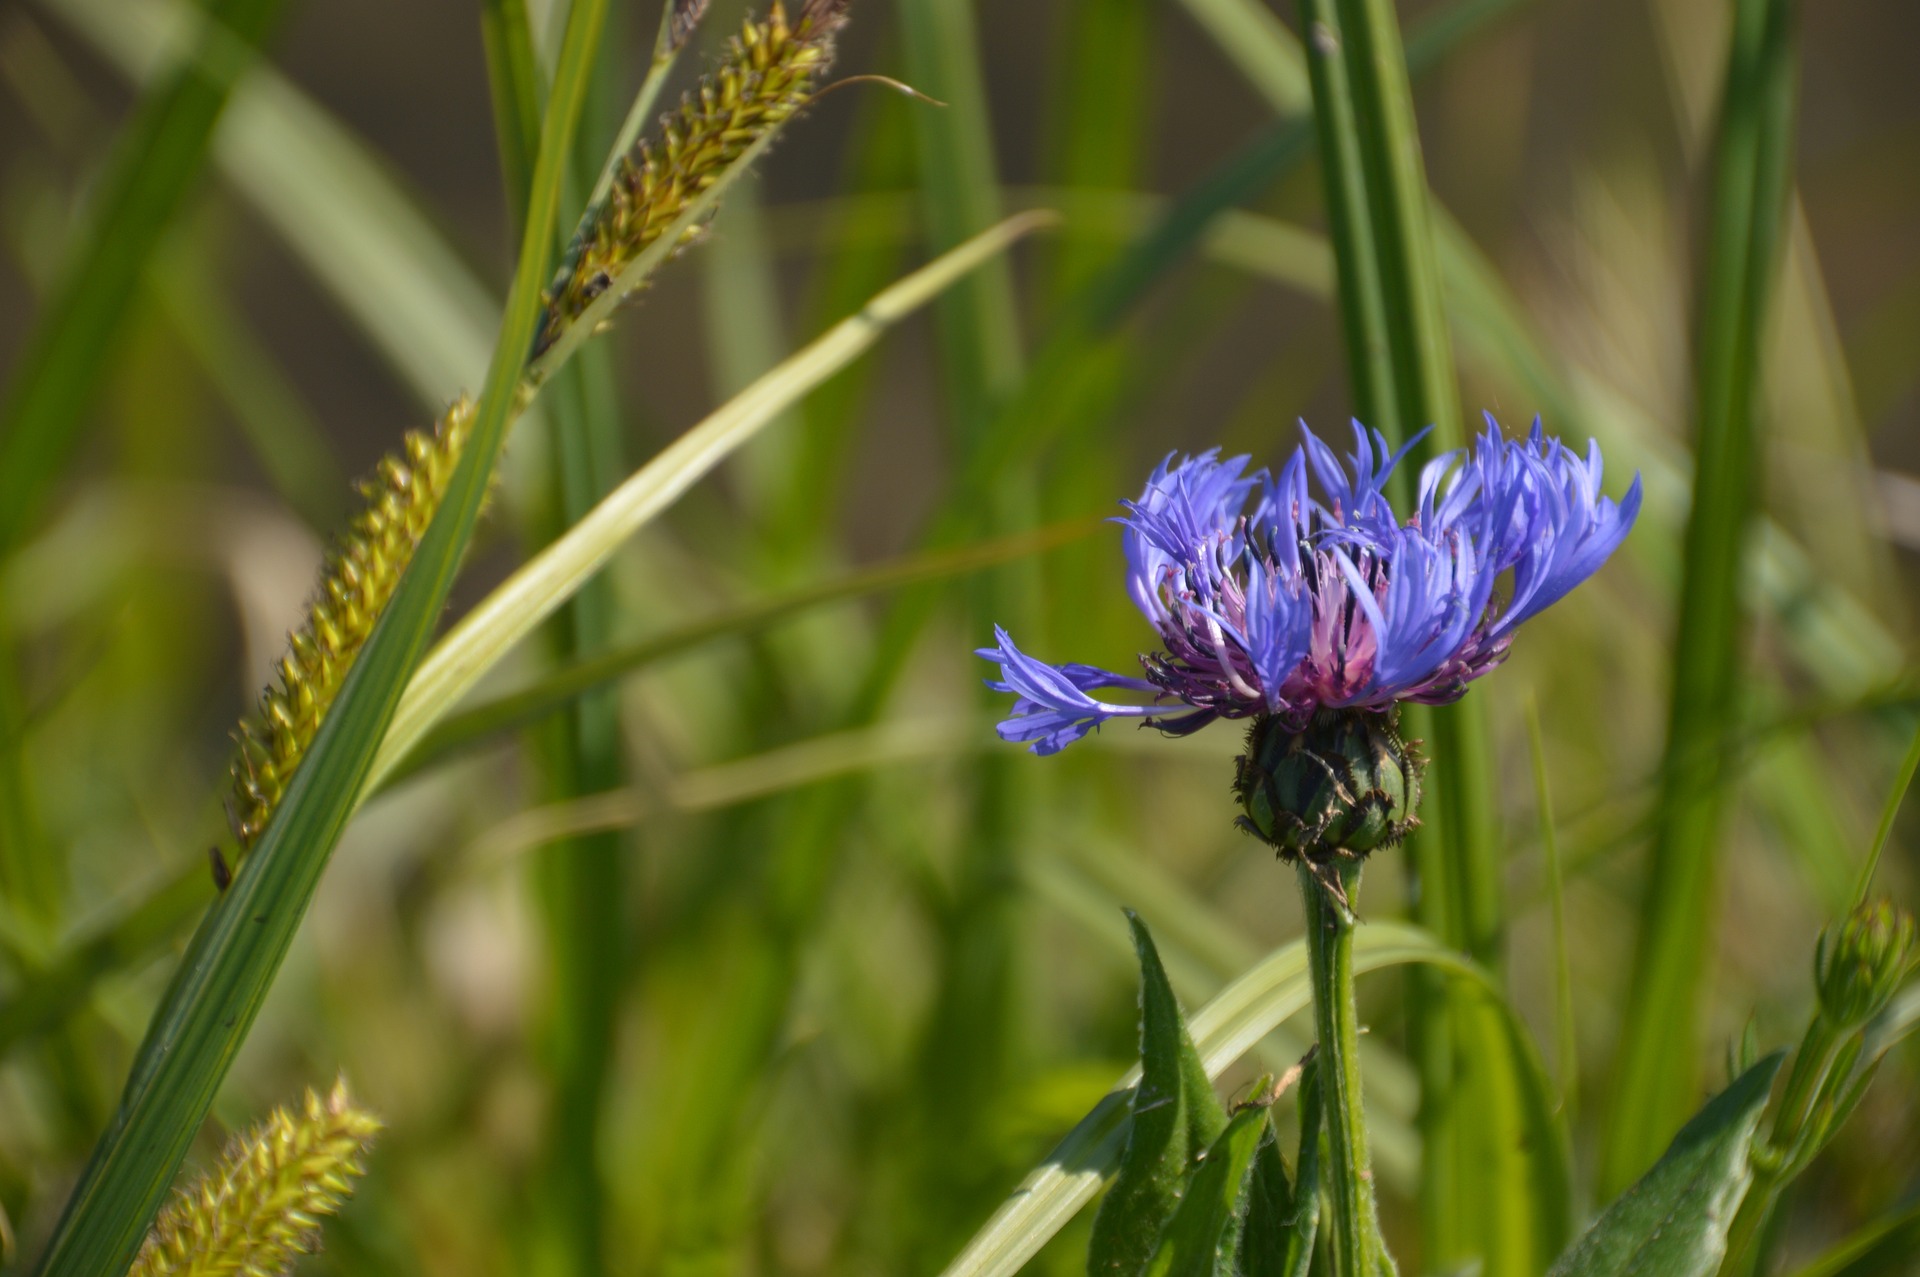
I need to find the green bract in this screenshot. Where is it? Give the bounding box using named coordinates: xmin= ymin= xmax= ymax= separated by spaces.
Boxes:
xmin=1232 ymin=709 xmax=1423 ymax=860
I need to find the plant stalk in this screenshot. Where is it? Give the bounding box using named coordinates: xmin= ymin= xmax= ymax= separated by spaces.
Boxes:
xmin=1298 ymin=857 xmax=1391 ymax=1277
xmin=1722 ymin=1013 xmax=1848 ymax=1276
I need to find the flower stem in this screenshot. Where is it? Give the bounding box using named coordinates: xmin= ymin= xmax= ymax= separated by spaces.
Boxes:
xmin=1298 ymin=858 xmax=1393 ymax=1277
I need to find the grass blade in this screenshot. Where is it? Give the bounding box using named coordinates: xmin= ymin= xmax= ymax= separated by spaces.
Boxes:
xmin=0 ymin=0 xmax=287 ymax=551
xmin=25 ymin=1 xmax=609 ymax=1269
xmin=43 ymin=0 xmax=500 ymax=405
xmin=1851 ymin=720 xmax=1920 ymax=905
xmin=478 ymin=4 xmax=629 ymax=1272
xmin=1602 ymin=0 xmax=1803 ymax=1195
xmin=895 ymin=0 xmax=1034 ymax=1237
xmin=1169 ymin=0 xmax=1310 ymax=115
xmin=365 ymin=214 xmax=1056 ymax=793
xmin=383 ymin=518 xmax=1100 ymax=783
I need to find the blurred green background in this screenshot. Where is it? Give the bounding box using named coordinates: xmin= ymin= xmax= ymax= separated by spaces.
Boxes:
xmin=0 ymin=0 xmax=1914 ymax=1272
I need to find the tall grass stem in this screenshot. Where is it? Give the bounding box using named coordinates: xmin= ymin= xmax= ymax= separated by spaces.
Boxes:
xmin=1604 ymin=0 xmax=1802 ymax=1194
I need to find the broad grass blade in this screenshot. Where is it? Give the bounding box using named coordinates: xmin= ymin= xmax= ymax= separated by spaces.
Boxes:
xmin=24 ymin=1 xmax=609 ymax=1268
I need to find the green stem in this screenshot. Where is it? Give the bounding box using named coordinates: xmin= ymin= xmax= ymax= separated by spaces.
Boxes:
xmin=1298 ymin=858 xmax=1391 ymax=1277
xmin=1723 ymin=1013 xmax=1847 ymax=1276
xmin=1603 ymin=0 xmax=1801 ymax=1194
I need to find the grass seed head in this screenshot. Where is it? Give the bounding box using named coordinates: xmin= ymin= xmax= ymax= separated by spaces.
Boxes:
xmin=130 ymin=1079 xmax=382 ymax=1277
xmin=227 ymin=397 xmax=475 ymax=853
xmin=535 ymin=0 xmax=848 ymax=356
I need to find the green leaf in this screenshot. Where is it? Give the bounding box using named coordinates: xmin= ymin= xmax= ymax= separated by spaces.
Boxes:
xmin=1089 ymin=913 xmax=1231 ymax=1277
xmin=1547 ymin=1052 xmax=1785 ymax=1277
xmin=1236 ymin=1131 xmax=1294 ymax=1277
xmin=1241 ymin=1058 xmax=1320 ymax=1277
xmin=1143 ymin=1104 xmax=1271 ymax=1277
xmin=937 ymin=921 xmax=1553 ymax=1277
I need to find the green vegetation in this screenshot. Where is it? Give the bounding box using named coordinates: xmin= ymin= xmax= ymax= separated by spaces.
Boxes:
xmin=0 ymin=0 xmax=1913 ymax=1273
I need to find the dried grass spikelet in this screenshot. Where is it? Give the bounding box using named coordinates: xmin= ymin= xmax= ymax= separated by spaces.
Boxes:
xmin=534 ymin=0 xmax=851 ymax=356
xmin=130 ymin=1079 xmax=382 ymax=1277
xmin=667 ymin=0 xmax=714 ymax=52
xmin=228 ymin=398 xmax=475 ymax=851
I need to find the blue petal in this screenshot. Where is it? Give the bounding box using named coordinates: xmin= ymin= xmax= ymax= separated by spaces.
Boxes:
xmin=977 ymin=627 xmax=1160 ymax=755
xmin=1118 ymin=450 xmax=1261 ymax=623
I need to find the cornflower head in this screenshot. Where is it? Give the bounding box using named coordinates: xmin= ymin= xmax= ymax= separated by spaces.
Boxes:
xmin=228 ymin=398 xmax=474 ymax=853
xmin=980 ymin=416 xmax=1640 ymax=859
xmin=130 ymin=1079 xmax=382 ymax=1277
xmin=534 ymin=0 xmax=850 ymax=357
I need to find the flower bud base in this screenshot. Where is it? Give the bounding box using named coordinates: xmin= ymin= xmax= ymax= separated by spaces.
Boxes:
xmin=1233 ymin=709 xmax=1423 ymax=862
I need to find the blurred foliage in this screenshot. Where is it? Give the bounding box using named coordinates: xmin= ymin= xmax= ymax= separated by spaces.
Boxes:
xmin=0 ymin=0 xmax=1915 ymax=1273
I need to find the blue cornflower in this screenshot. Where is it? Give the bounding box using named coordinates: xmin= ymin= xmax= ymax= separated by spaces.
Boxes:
xmin=980 ymin=416 xmax=1641 ymax=755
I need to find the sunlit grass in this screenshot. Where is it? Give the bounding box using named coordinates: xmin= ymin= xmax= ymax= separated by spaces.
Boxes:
xmin=0 ymin=0 xmax=1914 ymax=1273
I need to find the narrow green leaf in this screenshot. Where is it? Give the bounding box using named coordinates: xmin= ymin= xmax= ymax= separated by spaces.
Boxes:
xmin=25 ymin=1 xmax=609 ymax=1269
xmin=1851 ymin=719 xmax=1920 ymax=905
xmin=45 ymin=0 xmax=500 ymax=404
xmin=1238 ymin=1124 xmax=1299 ymax=1277
xmin=363 ymin=214 xmax=1057 ymax=798
xmin=0 ymin=0 xmax=288 ymax=551
xmin=1168 ymin=0 xmax=1310 ymax=114
xmin=1786 ymin=1201 xmax=1920 ymax=1277
xmin=1548 ymin=1052 xmax=1785 ymax=1277
xmin=1256 ymin=1057 xmax=1323 ymax=1277
xmin=478 ymin=3 xmax=629 ymax=1272
xmin=381 ymin=518 xmax=1099 ymax=785
xmin=1041 ymin=0 xmax=1154 ymax=308
xmin=896 ymin=0 xmax=1031 ymax=1195
xmin=1606 ymin=0 xmax=1803 ymax=1193
xmin=1143 ymin=1104 xmax=1271 ymax=1277
xmin=1090 ymin=913 xmax=1231 ymax=1277
xmin=897 ymin=0 xmax=1023 ymax=425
